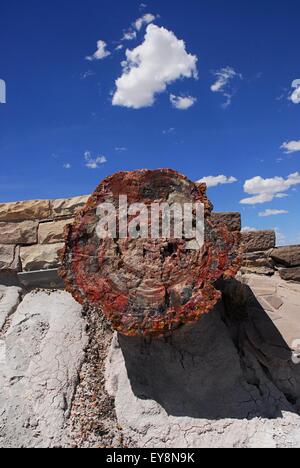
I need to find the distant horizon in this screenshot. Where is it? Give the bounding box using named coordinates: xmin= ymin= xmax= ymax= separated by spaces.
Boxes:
xmin=1 ymin=0 xmax=299 ymax=246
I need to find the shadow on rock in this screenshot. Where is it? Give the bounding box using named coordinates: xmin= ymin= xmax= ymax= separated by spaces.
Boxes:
xmin=118 ymin=279 xmax=300 ymax=420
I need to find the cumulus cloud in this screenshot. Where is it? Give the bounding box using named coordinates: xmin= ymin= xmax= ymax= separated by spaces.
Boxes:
xmin=240 ymin=172 xmax=300 ymax=205
xmin=210 ymin=66 xmax=242 ymax=108
xmin=196 ymin=175 xmax=238 ymax=188
xmin=112 ymin=24 xmax=198 ymax=109
xmin=86 ymin=40 xmax=111 ymax=61
xmin=281 ymin=140 xmax=300 ymax=153
xmin=84 ymin=151 xmax=107 ymax=169
xmin=170 ymin=94 xmax=197 ymax=110
xmin=289 ymin=79 xmax=300 ymax=104
xmin=122 ymin=30 xmax=137 ymax=41
xmin=259 ymin=209 xmax=289 ymax=217
xmin=134 ymin=13 xmax=156 ymax=31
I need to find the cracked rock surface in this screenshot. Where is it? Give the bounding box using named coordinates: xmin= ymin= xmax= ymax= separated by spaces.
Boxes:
xmin=105 ymin=278 xmax=300 ymax=448
xmin=0 ymin=290 xmax=88 ymax=448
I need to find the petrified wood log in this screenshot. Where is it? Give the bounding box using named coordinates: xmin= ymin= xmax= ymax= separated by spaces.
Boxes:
xmin=60 ymin=169 xmax=241 ymax=336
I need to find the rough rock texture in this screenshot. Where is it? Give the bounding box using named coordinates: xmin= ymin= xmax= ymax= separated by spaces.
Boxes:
xmin=0 ymin=200 xmax=51 ymax=222
xmin=20 ymin=243 xmax=64 ymax=271
xmin=60 ymin=169 xmax=241 ymax=337
xmin=52 ymin=196 xmax=89 ymax=219
xmin=38 ymin=219 xmax=74 ymax=244
xmin=279 ymin=267 xmax=300 ymax=283
xmin=0 ymin=285 xmax=21 ymax=330
xmin=0 ymin=221 xmax=38 ymax=245
xmin=241 ymin=230 xmax=276 ymax=252
xmin=270 ymin=246 xmax=300 ymax=268
xmin=0 ymin=245 xmax=20 ymax=271
xmin=106 ymin=277 xmax=300 ymax=448
xmin=0 ymin=290 xmax=88 ymax=448
xmin=211 ymin=212 xmax=241 ymax=233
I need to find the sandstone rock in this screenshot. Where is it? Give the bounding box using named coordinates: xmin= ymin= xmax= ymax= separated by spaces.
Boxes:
xmin=0 ymin=285 xmax=21 ymax=331
xmin=241 ymin=266 xmax=275 ymax=276
xmin=270 ymin=245 xmax=300 ymax=267
xmin=211 ymin=212 xmax=241 ymax=232
xmin=60 ymin=169 xmax=241 ymax=337
xmin=279 ymin=267 xmax=300 ymax=283
xmin=51 ymin=195 xmax=89 ymax=219
xmin=264 ymin=295 xmax=283 ymax=310
xmin=0 ymin=200 xmax=51 ymax=222
xmin=38 ymin=219 xmax=73 ymax=244
xmin=0 ymin=245 xmax=20 ymax=271
xmin=0 ymin=290 xmax=87 ymax=448
xmin=242 ymin=251 xmax=274 ymax=269
xmin=241 ymin=230 xmax=276 ymax=252
xmin=20 ymin=243 xmax=64 ymax=271
xmin=0 ymin=221 xmax=38 ymax=245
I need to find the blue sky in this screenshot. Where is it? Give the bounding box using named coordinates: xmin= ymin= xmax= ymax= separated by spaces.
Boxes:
xmin=0 ymin=0 xmax=299 ymax=245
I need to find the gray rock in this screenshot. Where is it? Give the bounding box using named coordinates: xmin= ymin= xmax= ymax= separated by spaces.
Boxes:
xmin=270 ymin=245 xmax=300 ymax=267
xmin=0 ymin=285 xmax=22 ymax=331
xmin=18 ymin=269 xmax=64 ymax=290
xmin=241 ymin=230 xmax=276 ymax=252
xmin=106 ymin=297 xmax=300 ymax=448
xmin=279 ymin=268 xmax=300 ymax=283
xmin=0 ymin=290 xmax=88 ymax=448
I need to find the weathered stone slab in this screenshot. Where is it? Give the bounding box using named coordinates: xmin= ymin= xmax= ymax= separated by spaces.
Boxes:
xmin=18 ymin=269 xmax=64 ymax=290
xmin=0 ymin=221 xmax=38 ymax=245
xmin=242 ymin=251 xmax=274 ymax=269
xmin=0 ymin=290 xmax=87 ymax=448
xmin=51 ymin=195 xmax=89 ymax=219
xmin=279 ymin=267 xmax=300 ymax=283
xmin=0 ymin=285 xmax=21 ymax=331
xmin=0 ymin=245 xmax=20 ymax=271
xmin=211 ymin=212 xmax=241 ymax=232
xmin=270 ymin=246 xmax=300 ymax=267
xmin=20 ymin=243 xmax=64 ymax=271
xmin=38 ymin=219 xmax=73 ymax=244
xmin=0 ymin=200 xmax=51 ymax=222
xmin=241 ymin=230 xmax=276 ymax=252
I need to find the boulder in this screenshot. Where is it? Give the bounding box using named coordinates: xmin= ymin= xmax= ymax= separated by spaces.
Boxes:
xmin=0 ymin=245 xmax=20 ymax=271
xmin=38 ymin=219 xmax=73 ymax=244
xmin=211 ymin=212 xmax=241 ymax=232
xmin=270 ymin=245 xmax=300 ymax=267
xmin=51 ymin=195 xmax=89 ymax=219
xmin=279 ymin=267 xmax=300 ymax=283
xmin=0 ymin=290 xmax=87 ymax=448
xmin=0 ymin=221 xmax=38 ymax=245
xmin=0 ymin=200 xmax=51 ymax=222
xmin=241 ymin=230 xmax=276 ymax=252
xmin=20 ymin=243 xmax=64 ymax=271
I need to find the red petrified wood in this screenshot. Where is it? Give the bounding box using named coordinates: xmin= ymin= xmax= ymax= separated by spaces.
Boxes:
xmin=59 ymin=169 xmax=241 ymax=336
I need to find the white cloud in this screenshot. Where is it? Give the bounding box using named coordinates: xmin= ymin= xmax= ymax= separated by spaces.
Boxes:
xmin=210 ymin=66 xmax=242 ymax=108
xmin=240 ymin=172 xmax=300 ymax=205
xmin=63 ymin=163 xmax=71 ymax=170
xmin=259 ymin=209 xmax=289 ymax=217
xmin=112 ymin=24 xmax=198 ymax=109
xmin=241 ymin=226 xmax=258 ymax=232
xmin=80 ymin=70 xmax=95 ymax=79
xmin=162 ymin=127 xmax=175 ymax=135
xmin=86 ymin=40 xmax=111 ymax=61
xmin=115 ymin=44 xmax=124 ymax=51
xmin=289 ymin=79 xmax=300 ymax=104
xmin=84 ymin=151 xmax=107 ymax=169
xmin=115 ymin=147 xmax=127 ymax=151
xmin=281 ymin=140 xmax=300 ymax=153
xmin=134 ymin=13 xmax=156 ymax=31
xmin=196 ymin=175 xmax=238 ymax=188
xmin=170 ymin=94 xmax=197 ymax=110
xmin=122 ymin=30 xmax=137 ymax=41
